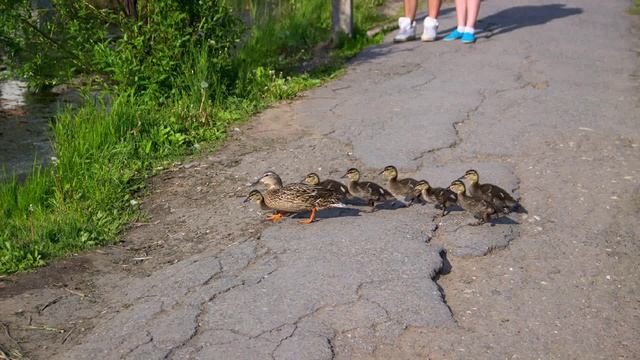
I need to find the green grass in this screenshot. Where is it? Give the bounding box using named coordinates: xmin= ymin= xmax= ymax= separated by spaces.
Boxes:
xmin=631 ymin=0 xmax=640 ymax=14
xmin=0 ymin=0 xmax=390 ymax=274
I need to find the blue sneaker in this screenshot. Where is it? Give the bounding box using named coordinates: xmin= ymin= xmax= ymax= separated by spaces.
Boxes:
xmin=443 ymin=30 xmax=463 ymax=41
xmin=461 ymin=32 xmax=476 ymax=43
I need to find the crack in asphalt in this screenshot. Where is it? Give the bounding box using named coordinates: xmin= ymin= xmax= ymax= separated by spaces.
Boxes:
xmin=269 ymin=324 xmax=298 ymax=360
xmin=327 ymin=337 xmax=336 ymax=360
xmin=123 ymin=330 xmax=154 ymax=359
xmin=161 ymin=280 xmax=247 ymax=360
xmin=410 ymin=74 xmax=436 ymax=90
xmin=412 ymin=91 xmax=488 ymax=164
xmin=328 ymin=98 xmax=349 ymax=116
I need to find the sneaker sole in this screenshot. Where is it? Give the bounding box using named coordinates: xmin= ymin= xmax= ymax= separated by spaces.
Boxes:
xmin=421 ymin=36 xmax=436 ymax=42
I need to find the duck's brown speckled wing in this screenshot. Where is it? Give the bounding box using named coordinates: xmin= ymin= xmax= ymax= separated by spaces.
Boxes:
xmin=319 ymin=179 xmax=349 ymax=197
xmin=360 ymin=181 xmax=394 ymax=201
xmin=391 ymin=177 xmax=419 ymax=200
xmin=479 ymin=183 xmax=517 ymax=207
xmin=432 ymin=187 xmax=458 ymax=207
xmin=264 ymin=183 xmax=342 ymax=213
xmin=399 ymin=178 xmax=419 ymax=188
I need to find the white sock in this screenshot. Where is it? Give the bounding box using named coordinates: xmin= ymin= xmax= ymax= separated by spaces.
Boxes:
xmin=464 ymin=27 xmax=475 ymax=34
xmin=457 ymin=26 xmax=465 ymax=33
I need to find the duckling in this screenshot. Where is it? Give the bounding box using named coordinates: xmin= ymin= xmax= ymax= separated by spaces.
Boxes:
xmin=302 ymin=173 xmax=349 ymax=200
xmin=413 ymin=180 xmax=458 ymax=216
xmin=341 ymin=168 xmax=394 ymax=212
xmin=461 ymin=169 xmax=518 ymax=212
xmin=448 ymin=180 xmax=498 ymax=225
xmin=252 ymin=171 xmax=344 ymax=224
xmin=379 ymin=165 xmax=419 ymax=203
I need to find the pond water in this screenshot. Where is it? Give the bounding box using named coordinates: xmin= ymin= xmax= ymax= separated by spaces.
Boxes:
xmin=0 ymin=80 xmax=79 ymax=180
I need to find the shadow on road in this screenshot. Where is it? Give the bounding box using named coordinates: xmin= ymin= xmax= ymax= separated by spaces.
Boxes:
xmin=290 ymin=207 xmax=363 ymax=220
xmin=437 ymin=249 xmax=452 ymax=275
xmin=476 ymin=4 xmax=584 ymax=38
xmin=437 ymin=4 xmax=583 ymax=38
xmin=490 ymin=216 xmax=520 ymax=226
xmin=353 ymin=3 xmax=583 ymax=65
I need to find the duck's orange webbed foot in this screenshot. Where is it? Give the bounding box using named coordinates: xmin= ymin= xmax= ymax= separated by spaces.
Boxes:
xmin=265 ymin=213 xmax=285 ymax=222
xmin=298 ymin=208 xmax=317 ymax=224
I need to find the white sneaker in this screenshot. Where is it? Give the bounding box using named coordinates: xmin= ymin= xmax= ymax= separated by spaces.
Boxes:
xmin=394 ymin=17 xmax=416 ymax=42
xmin=421 ymin=17 xmax=439 ymax=41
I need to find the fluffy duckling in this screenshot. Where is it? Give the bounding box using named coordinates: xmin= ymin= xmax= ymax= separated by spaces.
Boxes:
xmin=302 ymin=173 xmax=349 ymax=200
xmin=251 ymin=171 xmax=344 ymax=224
xmin=341 ymin=168 xmax=394 ymax=212
xmin=448 ymin=180 xmax=498 ymax=225
xmin=461 ymin=169 xmax=518 ymax=212
xmin=413 ymin=180 xmax=458 ymax=216
xmin=379 ymin=165 xmax=419 ymax=203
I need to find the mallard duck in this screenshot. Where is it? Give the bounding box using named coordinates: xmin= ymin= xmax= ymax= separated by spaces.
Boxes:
xmin=341 ymin=168 xmax=394 ymax=212
xmin=448 ymin=180 xmax=497 ymax=225
xmin=302 ymin=173 xmax=349 ymax=200
xmin=413 ymin=180 xmax=458 ymax=216
xmin=244 ymin=190 xmax=291 ymax=222
xmin=379 ymin=165 xmax=419 ymax=203
xmin=251 ymin=171 xmax=344 ymax=224
xmin=461 ymin=169 xmax=518 ymax=212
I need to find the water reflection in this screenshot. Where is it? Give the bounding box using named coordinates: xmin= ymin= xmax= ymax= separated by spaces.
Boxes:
xmin=0 ymin=80 xmax=78 ymax=180
xmin=0 ymin=81 xmax=27 ymax=110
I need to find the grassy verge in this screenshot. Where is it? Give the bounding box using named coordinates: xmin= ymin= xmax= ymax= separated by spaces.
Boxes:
xmin=631 ymin=0 xmax=640 ymax=14
xmin=0 ymin=1 xmax=389 ymax=274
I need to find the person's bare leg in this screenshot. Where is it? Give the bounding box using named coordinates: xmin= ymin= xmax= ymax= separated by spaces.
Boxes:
xmin=428 ymin=0 xmax=442 ymax=19
xmin=464 ymin=0 xmax=481 ymax=28
xmin=455 ymin=0 xmax=466 ymax=29
xmin=404 ymin=0 xmax=417 ymax=21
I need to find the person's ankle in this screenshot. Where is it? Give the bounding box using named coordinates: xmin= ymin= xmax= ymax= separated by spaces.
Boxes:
xmin=425 ymin=16 xmax=439 ymax=25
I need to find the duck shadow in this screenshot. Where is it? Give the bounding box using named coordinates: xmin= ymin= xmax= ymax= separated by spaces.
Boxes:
xmin=291 ymin=207 xmax=363 ymax=220
xmin=513 ymin=204 xmax=528 ymax=214
xmin=489 ymin=216 xmax=520 ymax=226
xmin=413 ymin=201 xmax=464 ymax=215
xmin=437 ymin=249 xmax=452 ymax=276
xmin=340 ymin=198 xmax=405 ymax=211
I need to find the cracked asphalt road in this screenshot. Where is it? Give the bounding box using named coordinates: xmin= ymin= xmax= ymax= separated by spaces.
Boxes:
xmin=1 ymin=0 xmax=639 ymax=359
